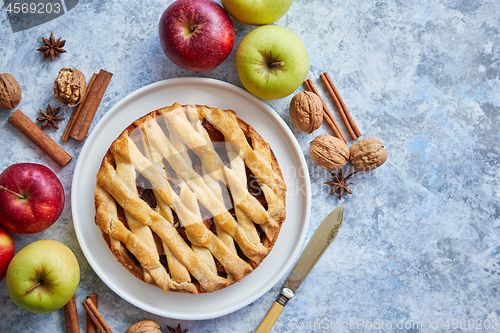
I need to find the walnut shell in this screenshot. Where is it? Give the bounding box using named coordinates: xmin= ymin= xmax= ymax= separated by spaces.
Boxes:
xmin=126 ymin=320 xmax=162 ymax=333
xmin=53 ymin=67 xmax=86 ymax=107
xmin=0 ymin=73 xmax=22 ymax=110
xmin=349 ymin=137 xmax=387 ymax=171
xmin=309 ymin=134 xmax=349 ymax=171
xmin=289 ymin=91 xmax=323 ymax=133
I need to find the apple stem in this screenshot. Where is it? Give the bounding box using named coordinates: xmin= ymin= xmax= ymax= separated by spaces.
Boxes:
xmin=26 ymin=280 xmax=43 ymax=294
xmin=0 ymin=185 xmax=26 ymax=199
xmin=189 ymin=25 xmax=198 ymax=33
xmin=269 ymin=61 xmax=285 ymax=68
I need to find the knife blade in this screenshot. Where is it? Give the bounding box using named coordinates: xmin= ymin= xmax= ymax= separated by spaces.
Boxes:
xmin=254 ymin=206 xmax=345 ymax=333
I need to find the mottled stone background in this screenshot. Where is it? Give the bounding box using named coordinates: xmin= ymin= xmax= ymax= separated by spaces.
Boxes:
xmin=0 ymin=0 xmax=498 ymax=332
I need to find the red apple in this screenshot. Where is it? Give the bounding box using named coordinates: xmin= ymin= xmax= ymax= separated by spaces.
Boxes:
xmin=0 ymin=163 xmax=65 ymax=234
xmin=159 ymin=0 xmax=235 ymax=72
xmin=0 ymin=225 xmax=15 ymax=281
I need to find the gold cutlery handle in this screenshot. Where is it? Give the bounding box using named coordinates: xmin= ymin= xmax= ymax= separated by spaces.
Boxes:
xmin=254 ymin=301 xmax=284 ymax=333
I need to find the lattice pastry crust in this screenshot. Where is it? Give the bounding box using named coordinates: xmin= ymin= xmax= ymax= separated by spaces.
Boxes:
xmin=95 ymin=103 xmax=286 ymax=293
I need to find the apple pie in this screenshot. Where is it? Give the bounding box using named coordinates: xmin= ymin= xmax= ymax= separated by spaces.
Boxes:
xmin=94 ymin=103 xmax=286 ymax=293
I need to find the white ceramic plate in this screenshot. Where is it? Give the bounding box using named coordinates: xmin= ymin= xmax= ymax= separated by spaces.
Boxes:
xmin=72 ymin=78 xmax=311 ymax=319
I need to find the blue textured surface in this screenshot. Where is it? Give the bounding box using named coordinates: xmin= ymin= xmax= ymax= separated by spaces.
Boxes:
xmin=0 ymin=0 xmax=499 ymax=332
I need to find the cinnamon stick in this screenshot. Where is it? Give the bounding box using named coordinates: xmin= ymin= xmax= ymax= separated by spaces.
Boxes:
xmin=82 ymin=298 xmax=113 ymax=333
xmin=8 ymin=109 xmax=72 ymax=167
xmin=86 ymin=294 xmax=98 ymax=333
xmin=64 ymin=294 xmax=79 ymax=333
xmin=62 ymin=73 xmax=98 ymax=142
xmin=303 ymin=79 xmax=347 ymax=143
xmin=67 ymin=69 xmax=113 ymax=141
xmin=320 ymin=72 xmax=361 ymax=140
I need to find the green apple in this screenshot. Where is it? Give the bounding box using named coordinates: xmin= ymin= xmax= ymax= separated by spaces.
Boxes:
xmin=221 ymin=0 xmax=293 ymax=25
xmin=235 ymin=25 xmax=309 ymax=100
xmin=6 ymin=239 xmax=80 ymax=314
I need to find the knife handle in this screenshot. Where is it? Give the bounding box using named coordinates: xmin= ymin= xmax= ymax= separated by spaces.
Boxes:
xmin=254 ymin=302 xmax=284 ymax=333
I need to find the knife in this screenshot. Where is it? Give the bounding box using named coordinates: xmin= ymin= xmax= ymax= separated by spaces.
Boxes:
xmin=254 ymin=206 xmax=345 ymax=333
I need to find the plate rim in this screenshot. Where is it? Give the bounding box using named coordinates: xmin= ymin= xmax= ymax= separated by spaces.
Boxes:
xmin=71 ymin=77 xmax=311 ymax=319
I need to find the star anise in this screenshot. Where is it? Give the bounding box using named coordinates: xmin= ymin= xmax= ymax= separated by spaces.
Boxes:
xmin=37 ymin=32 xmax=66 ymax=62
xmin=167 ymin=324 xmax=188 ymax=333
xmin=37 ymin=104 xmax=64 ymax=130
xmin=325 ymin=169 xmax=356 ymax=199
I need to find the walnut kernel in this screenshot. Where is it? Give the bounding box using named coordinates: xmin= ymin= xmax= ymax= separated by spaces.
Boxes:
xmin=289 ymin=91 xmax=323 ymax=133
xmin=309 ymin=134 xmax=349 ymax=171
xmin=349 ymin=137 xmax=387 ymax=171
xmin=126 ymin=320 xmax=162 ymax=333
xmin=53 ymin=68 xmax=86 ymax=107
xmin=0 ymin=73 xmax=22 ymax=110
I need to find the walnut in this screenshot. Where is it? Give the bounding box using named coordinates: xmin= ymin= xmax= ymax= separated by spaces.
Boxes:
xmin=349 ymin=137 xmax=387 ymax=171
xmin=309 ymin=134 xmax=349 ymax=171
xmin=126 ymin=320 xmax=162 ymax=333
xmin=289 ymin=91 xmax=323 ymax=133
xmin=53 ymin=68 xmax=86 ymax=107
xmin=0 ymin=73 xmax=22 ymax=110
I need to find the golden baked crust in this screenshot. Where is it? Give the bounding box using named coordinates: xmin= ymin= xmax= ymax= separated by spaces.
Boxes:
xmin=94 ymin=103 xmax=286 ymax=293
